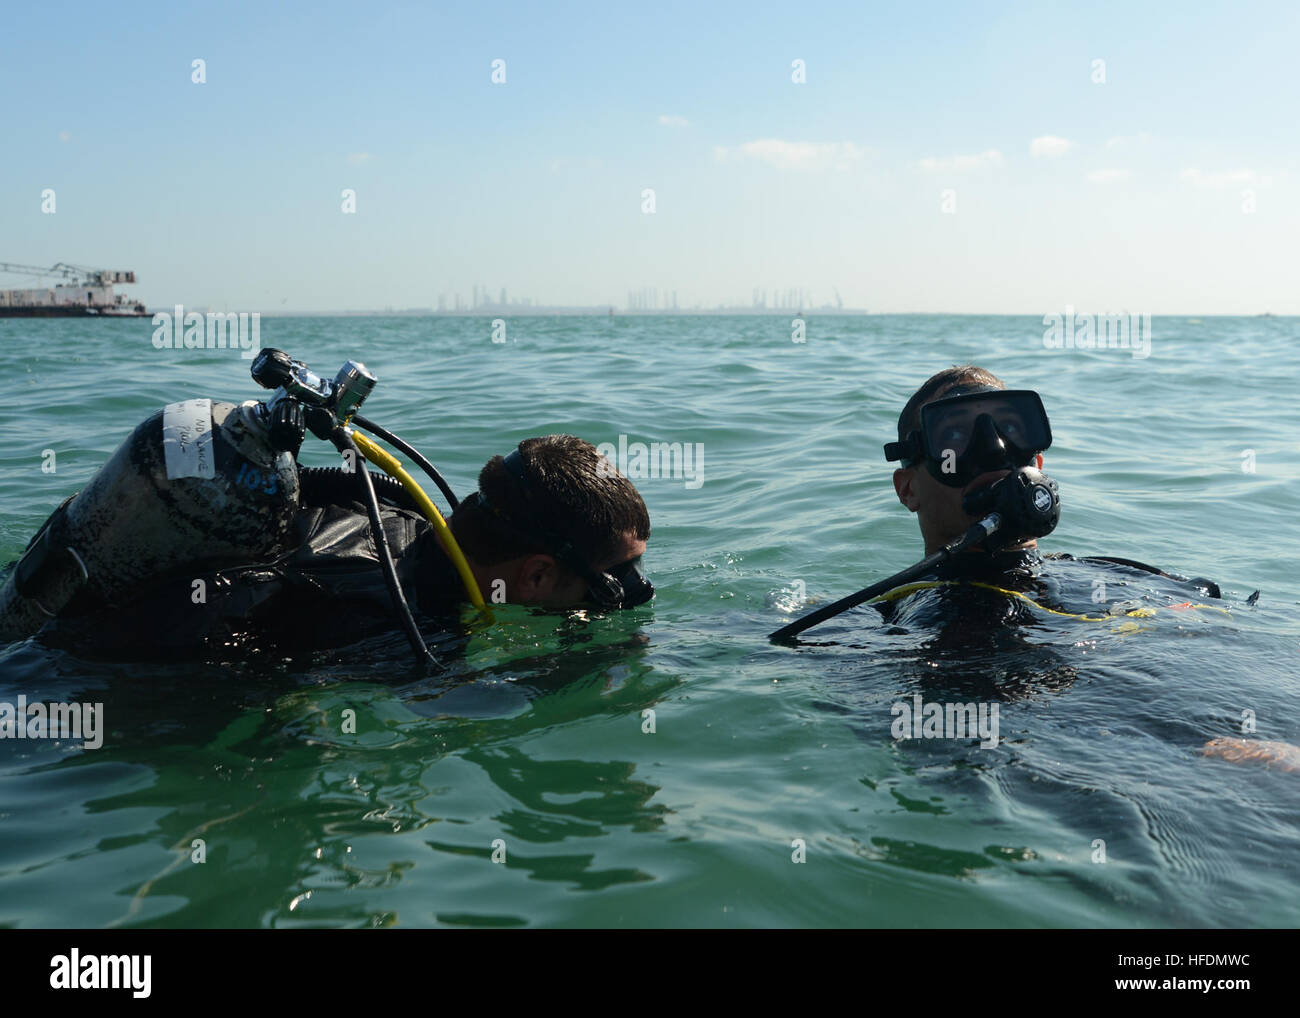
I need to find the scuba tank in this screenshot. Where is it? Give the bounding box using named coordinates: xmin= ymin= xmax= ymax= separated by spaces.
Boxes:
xmin=0 ymin=398 xmax=302 ymax=642
xmin=1 ymin=348 xmax=473 ymax=672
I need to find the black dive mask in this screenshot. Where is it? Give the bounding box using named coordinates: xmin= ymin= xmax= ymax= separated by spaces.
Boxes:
xmin=589 ymin=555 xmax=655 ymax=610
xmin=479 ymin=448 xmax=655 ymax=611
xmin=884 ymin=387 xmax=1052 ymax=489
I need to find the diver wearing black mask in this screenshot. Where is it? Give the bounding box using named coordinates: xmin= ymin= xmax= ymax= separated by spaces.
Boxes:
xmin=770 ymin=367 xmax=1217 ymax=642
xmin=469 ymin=446 xmax=654 ymax=611
xmin=884 ymin=381 xmax=1060 ymax=561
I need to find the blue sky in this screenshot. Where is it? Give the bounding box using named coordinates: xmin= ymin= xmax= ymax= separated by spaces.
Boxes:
xmin=2 ymin=0 xmax=1296 ymax=312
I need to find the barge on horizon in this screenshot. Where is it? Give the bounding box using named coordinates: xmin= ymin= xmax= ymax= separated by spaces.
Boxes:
xmin=0 ymin=261 xmax=148 ymax=317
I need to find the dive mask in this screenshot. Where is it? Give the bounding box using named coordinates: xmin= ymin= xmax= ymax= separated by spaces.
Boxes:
xmin=884 ymin=387 xmax=1052 ymax=488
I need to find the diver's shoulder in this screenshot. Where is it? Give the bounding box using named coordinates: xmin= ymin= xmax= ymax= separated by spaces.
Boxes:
xmin=1044 ymin=552 xmax=1221 ymax=599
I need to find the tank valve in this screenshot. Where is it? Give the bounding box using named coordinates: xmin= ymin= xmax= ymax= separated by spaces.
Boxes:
xmin=251 ymin=349 xmax=377 ymax=439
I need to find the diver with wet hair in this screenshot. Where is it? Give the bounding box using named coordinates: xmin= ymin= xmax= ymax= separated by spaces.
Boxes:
xmin=885 ymin=365 xmax=1220 ymax=594
xmin=882 ymin=366 xmax=1226 ymax=651
xmin=0 ymin=352 xmax=652 ymax=664
xmin=772 ymin=364 xmax=1220 ymax=645
xmin=773 ymin=366 xmax=1295 ymax=773
xmin=206 ymin=433 xmax=654 ymax=657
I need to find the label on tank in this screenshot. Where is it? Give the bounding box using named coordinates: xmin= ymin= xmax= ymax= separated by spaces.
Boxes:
xmin=162 ymin=398 xmax=215 ymax=479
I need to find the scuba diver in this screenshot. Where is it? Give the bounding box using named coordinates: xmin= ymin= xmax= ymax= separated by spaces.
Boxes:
xmin=0 ymin=350 xmax=653 ymax=668
xmin=771 ymin=366 xmax=1299 ymax=774
xmin=770 ymin=363 xmax=1221 ymax=642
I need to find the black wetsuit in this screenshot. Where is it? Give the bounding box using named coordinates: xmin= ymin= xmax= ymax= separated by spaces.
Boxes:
xmin=874 ymin=546 xmax=1220 ymax=655
xmin=40 ymin=469 xmax=467 ymax=659
xmin=865 ymin=547 xmax=1222 ymax=699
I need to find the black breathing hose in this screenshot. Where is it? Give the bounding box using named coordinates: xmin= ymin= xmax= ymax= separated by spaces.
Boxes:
xmin=768 ymin=514 xmax=1002 ymax=643
xmin=330 ymin=427 xmax=439 ymax=671
xmin=299 ymin=465 xmax=418 ymax=512
xmin=352 ymin=414 xmax=460 ymax=510
xmin=770 ymin=466 xmax=1061 ymax=643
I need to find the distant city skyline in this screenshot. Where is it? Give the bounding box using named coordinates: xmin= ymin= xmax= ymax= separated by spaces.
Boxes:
xmin=2 ymin=1 xmax=1297 ymax=314
xmin=0 ymin=263 xmax=874 ymax=313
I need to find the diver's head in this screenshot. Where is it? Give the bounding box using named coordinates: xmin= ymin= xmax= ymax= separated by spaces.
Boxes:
xmin=449 ymin=434 xmax=652 ymax=609
xmin=885 ymin=366 xmax=1051 ymax=554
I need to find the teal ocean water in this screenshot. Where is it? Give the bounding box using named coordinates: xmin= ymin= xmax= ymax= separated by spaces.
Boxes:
xmin=1 ymin=314 xmax=1298 ymax=928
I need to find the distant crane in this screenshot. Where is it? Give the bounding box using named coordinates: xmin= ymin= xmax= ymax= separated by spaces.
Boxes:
xmin=0 ymin=261 xmax=136 ymax=286
xmin=0 ymin=261 xmax=144 ymax=317
xmin=833 ymin=287 xmax=844 ymax=309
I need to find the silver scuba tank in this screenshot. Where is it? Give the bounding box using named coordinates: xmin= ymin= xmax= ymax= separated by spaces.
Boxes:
xmin=0 ymin=398 xmax=301 ymax=642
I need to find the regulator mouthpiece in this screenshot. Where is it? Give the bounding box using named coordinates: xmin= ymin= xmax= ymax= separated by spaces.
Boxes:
xmin=961 ymin=466 xmax=1060 ymax=549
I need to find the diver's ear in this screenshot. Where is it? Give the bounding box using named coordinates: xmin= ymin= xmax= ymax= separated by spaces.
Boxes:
xmin=513 ymin=553 xmax=562 ymax=601
xmin=893 ymin=468 xmax=921 ymax=512
xmin=1035 ymin=453 xmax=1043 ymax=469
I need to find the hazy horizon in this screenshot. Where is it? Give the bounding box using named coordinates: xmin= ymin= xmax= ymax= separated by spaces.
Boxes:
xmin=127 ymin=307 xmax=1293 ymax=317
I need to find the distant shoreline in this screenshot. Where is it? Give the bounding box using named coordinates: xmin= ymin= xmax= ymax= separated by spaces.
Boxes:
xmin=1 ymin=309 xmax=1289 ymax=319
xmin=170 ymin=308 xmax=874 ymax=318
xmin=58 ymin=309 xmax=1289 ymax=319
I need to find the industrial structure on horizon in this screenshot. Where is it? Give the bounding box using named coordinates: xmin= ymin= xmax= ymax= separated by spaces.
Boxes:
xmin=434 ymin=282 xmax=856 ymax=315
xmin=0 ymin=262 xmax=148 ymax=317
xmin=0 ymin=265 xmax=863 ymax=317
